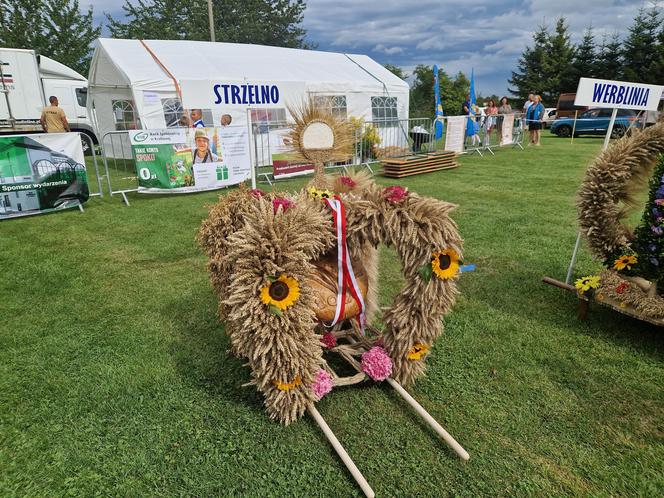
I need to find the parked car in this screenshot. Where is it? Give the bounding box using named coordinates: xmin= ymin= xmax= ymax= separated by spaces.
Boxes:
xmin=541 ymin=107 xmax=557 ymax=128
xmin=556 ymin=93 xmax=588 ymax=119
xmin=550 ymin=108 xmax=642 ymax=138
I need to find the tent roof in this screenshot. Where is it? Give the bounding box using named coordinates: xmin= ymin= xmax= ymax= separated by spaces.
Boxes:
xmin=89 ymin=38 xmax=408 ymax=94
xmin=38 ymin=55 xmax=86 ymax=81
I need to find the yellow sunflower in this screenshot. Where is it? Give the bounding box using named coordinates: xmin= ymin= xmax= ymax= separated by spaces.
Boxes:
xmin=273 ymin=376 xmax=302 ymax=391
xmin=431 ymin=249 xmax=460 ymax=280
xmin=407 ymin=343 xmax=429 ymax=360
xmin=613 ymin=254 xmax=637 ymax=271
xmin=260 ymin=275 xmax=300 ymax=310
xmin=307 ymin=187 xmax=334 ymax=200
xmin=574 ymin=275 xmax=601 ymax=294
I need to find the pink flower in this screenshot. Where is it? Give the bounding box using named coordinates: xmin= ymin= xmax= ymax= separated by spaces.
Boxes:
xmin=655 ymin=199 xmax=664 ymax=206
xmin=382 ymin=185 xmax=408 ymax=204
xmin=320 ymin=332 xmax=337 ymax=349
xmin=272 ymin=197 xmax=295 ymax=214
xmin=249 ymin=188 xmax=265 ymax=199
xmin=361 ymin=346 xmax=393 ymax=381
xmin=339 ymin=176 xmax=356 ymax=188
xmin=312 ymin=369 xmax=333 ymax=400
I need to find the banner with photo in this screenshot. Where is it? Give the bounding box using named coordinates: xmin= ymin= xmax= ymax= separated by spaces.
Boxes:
xmin=129 ymin=126 xmax=251 ymax=193
xmin=0 ymin=133 xmax=89 ymax=220
xmin=444 ymin=116 xmax=467 ymax=153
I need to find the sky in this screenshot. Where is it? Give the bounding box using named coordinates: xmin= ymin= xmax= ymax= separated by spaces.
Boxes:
xmin=81 ymin=0 xmax=658 ymax=96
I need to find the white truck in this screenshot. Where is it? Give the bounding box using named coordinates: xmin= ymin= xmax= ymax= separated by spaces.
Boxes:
xmin=0 ymin=48 xmax=97 ymax=146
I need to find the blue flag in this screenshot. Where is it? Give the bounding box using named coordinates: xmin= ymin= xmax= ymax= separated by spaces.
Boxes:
xmin=469 ymin=68 xmax=476 ymax=115
xmin=433 ymin=65 xmax=444 ymax=139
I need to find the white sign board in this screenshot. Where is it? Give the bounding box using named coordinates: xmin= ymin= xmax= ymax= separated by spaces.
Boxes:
xmin=574 ymin=77 xmax=663 ymax=111
xmin=444 ymin=116 xmax=467 ymax=153
xmin=500 ymin=114 xmax=514 ymax=146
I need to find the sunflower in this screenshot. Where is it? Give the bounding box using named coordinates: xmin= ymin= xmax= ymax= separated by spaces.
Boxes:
xmin=613 ymin=254 xmax=637 ymax=271
xmin=273 ymin=376 xmax=302 ymax=391
xmin=407 ymin=343 xmax=429 ymax=360
xmin=431 ymin=249 xmax=460 ymax=280
xmin=307 ymin=186 xmax=334 ymax=200
xmin=260 ymin=275 xmax=300 ymax=310
xmin=574 ymin=275 xmax=601 ymax=294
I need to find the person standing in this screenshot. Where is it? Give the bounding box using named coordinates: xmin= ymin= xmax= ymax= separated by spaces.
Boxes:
xmin=497 ymin=96 xmax=513 ymax=144
xmin=40 ymin=96 xmax=70 ymax=133
xmin=190 ymin=109 xmax=205 ymax=128
xmin=522 ymin=93 xmax=534 ymax=114
xmin=485 ymin=99 xmax=498 ymax=145
xmin=526 ymin=95 xmax=544 ymax=146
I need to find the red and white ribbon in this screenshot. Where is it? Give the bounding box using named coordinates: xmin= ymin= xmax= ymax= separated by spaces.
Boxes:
xmin=323 ymin=196 xmax=366 ymax=333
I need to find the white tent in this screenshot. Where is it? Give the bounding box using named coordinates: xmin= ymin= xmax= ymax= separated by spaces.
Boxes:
xmin=87 ymin=38 xmax=410 ymax=139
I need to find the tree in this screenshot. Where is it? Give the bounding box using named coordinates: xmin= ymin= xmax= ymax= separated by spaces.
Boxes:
xmin=650 ymin=13 xmax=664 ymax=85
xmin=383 ymin=64 xmax=408 ymax=80
xmin=107 ymin=0 xmax=310 ymax=49
xmin=622 ymin=6 xmax=661 ymax=84
xmin=596 ymin=32 xmax=624 ymax=81
xmin=409 ymin=65 xmax=471 ymax=119
xmin=0 ymin=0 xmax=100 ymax=74
xmin=571 ymin=27 xmax=597 ymax=83
xmin=508 ymin=25 xmax=549 ymax=102
xmin=543 ymin=18 xmax=577 ymax=102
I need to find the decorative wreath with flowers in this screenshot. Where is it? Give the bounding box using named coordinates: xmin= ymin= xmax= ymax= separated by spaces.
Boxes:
xmin=577 ymin=120 xmax=664 ymax=323
xmin=197 ymin=101 xmax=464 ymax=424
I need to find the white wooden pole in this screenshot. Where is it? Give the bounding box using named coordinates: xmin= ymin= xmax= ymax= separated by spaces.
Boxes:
xmin=603 ymin=108 xmax=618 ymax=150
xmin=207 ymin=0 xmax=215 ymax=42
xmin=386 ymin=378 xmax=470 ymax=461
xmin=570 ymin=110 xmax=578 ymax=144
xmin=308 ymin=405 xmax=375 ymax=498
xmin=246 ymin=108 xmax=257 ymax=189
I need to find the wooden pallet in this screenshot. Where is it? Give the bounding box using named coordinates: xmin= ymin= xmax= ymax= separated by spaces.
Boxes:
xmin=381 ymin=151 xmax=458 ymax=178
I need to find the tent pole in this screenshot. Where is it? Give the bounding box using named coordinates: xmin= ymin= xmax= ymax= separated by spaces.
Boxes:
xmin=207 ymin=0 xmax=216 ymax=42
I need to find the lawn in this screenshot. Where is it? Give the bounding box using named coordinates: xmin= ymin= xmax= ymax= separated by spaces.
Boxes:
xmin=1 ymin=135 xmax=662 ymax=497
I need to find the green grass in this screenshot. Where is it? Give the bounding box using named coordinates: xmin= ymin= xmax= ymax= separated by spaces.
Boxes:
xmin=1 ymin=135 xmax=663 ymax=497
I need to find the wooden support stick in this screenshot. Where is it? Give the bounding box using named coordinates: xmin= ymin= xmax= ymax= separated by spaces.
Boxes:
xmin=308 ymin=405 xmax=375 ymax=498
xmin=386 ymin=378 xmax=470 ymax=461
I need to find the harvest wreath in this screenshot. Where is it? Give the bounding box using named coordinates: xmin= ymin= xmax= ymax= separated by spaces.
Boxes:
xmin=197 ymin=100 xmax=468 ymax=496
xmin=576 ymin=120 xmax=664 ymax=323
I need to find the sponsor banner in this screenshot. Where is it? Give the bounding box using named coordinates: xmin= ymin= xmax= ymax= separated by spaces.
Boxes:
xmin=500 ymin=114 xmax=514 ymax=146
xmin=0 ymin=133 xmax=89 ymax=220
xmin=444 ymin=116 xmax=467 ymax=153
xmin=575 ymin=77 xmax=664 ymax=111
xmin=273 ymin=157 xmax=314 ymax=179
xmin=179 ymin=79 xmax=305 ymax=111
xmin=129 ymin=127 xmax=251 ymax=193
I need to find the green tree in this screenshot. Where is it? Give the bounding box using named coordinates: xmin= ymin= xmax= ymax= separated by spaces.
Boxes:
xmin=570 ymin=27 xmax=597 ymax=83
xmin=596 ymin=32 xmax=624 ymax=80
xmin=383 ymin=64 xmax=408 ymax=80
xmin=650 ymin=14 xmax=664 ymax=84
xmin=543 ymin=18 xmax=576 ymax=103
xmin=508 ymin=25 xmax=549 ymax=102
xmin=622 ymin=6 xmax=661 ymax=83
xmin=108 ymin=0 xmax=310 ymax=49
xmin=0 ymin=0 xmax=100 ymax=74
xmin=409 ymin=65 xmax=471 ymax=119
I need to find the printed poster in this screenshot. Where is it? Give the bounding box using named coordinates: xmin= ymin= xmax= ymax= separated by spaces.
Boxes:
xmin=444 ymin=116 xmax=467 ymax=153
xmin=269 ymin=127 xmax=314 ymax=179
xmin=129 ymin=126 xmax=251 ymax=193
xmin=500 ymin=114 xmax=514 ymax=146
xmin=0 ymin=133 xmax=89 ymax=220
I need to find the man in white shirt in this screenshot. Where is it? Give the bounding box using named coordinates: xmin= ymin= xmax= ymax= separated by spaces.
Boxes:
xmin=523 ymin=93 xmax=534 ymax=113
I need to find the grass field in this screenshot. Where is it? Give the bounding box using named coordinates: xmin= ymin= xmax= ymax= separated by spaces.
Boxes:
xmin=1 ymin=135 xmax=662 ymax=497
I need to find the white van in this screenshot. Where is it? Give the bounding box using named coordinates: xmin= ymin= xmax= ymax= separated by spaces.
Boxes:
xmin=0 ymin=48 xmax=97 ymax=146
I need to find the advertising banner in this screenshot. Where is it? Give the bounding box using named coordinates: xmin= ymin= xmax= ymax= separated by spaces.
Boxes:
xmin=575 ymin=78 xmax=664 ymax=111
xmin=0 ymin=133 xmax=88 ymax=220
xmin=267 ymin=126 xmax=314 ymax=179
xmin=444 ymin=116 xmax=467 ymax=153
xmin=129 ymin=126 xmax=252 ymax=193
xmin=500 ymin=114 xmax=514 ymax=146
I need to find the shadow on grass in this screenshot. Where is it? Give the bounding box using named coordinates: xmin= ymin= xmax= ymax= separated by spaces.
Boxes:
xmin=164 ymin=285 xmax=266 ymax=415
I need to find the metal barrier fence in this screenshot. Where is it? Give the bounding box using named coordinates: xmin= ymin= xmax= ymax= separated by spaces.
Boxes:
xmin=100 ymin=130 xmax=136 ymax=205
xmin=80 ymin=133 xmax=104 ymax=200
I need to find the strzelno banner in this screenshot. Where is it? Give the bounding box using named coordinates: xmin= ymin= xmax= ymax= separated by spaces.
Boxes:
xmin=129 ymin=127 xmax=252 ymax=193
xmin=0 ymin=133 xmax=89 ymax=220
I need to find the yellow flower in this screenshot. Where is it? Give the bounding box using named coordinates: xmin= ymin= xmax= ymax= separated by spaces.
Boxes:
xmin=574 ymin=275 xmax=601 ymax=294
xmin=613 ymin=254 xmax=637 ymax=271
xmin=407 ymin=343 xmax=429 ymax=360
xmin=307 ymin=187 xmax=334 ymax=200
xmin=273 ymin=376 xmax=302 ymax=391
xmin=431 ymin=249 xmax=460 ymax=280
xmin=596 ymin=293 xmax=605 ymax=301
xmin=260 ymin=275 xmax=300 ymax=310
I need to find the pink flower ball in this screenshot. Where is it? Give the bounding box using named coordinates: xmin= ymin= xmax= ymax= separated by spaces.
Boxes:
xmin=312 ymin=369 xmax=333 ymax=400
xmin=249 ymin=188 xmax=265 ymax=199
xmin=382 ymin=185 xmax=408 ymax=204
xmin=361 ymin=346 xmax=393 ymax=381
xmin=339 ymin=176 xmax=356 ymax=188
xmin=272 ymin=197 xmax=295 ymax=214
xmin=320 ymin=332 xmax=337 ymax=349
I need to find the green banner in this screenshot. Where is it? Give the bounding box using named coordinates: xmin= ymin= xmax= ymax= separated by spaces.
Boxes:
xmin=0 ymin=134 xmax=89 ymax=220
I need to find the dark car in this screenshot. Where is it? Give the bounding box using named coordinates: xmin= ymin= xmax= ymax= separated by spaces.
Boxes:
xmin=550 ymin=108 xmax=642 ymax=138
